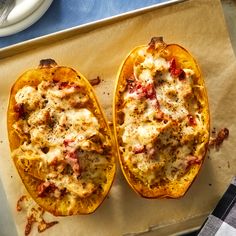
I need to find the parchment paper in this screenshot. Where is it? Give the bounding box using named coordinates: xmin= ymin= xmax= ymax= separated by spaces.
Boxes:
xmin=0 ymin=0 xmax=236 ymax=235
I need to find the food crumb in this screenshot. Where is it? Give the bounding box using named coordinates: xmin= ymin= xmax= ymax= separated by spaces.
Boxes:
xmin=227 ymin=161 xmax=230 ymax=169
xmin=209 ymin=127 xmax=229 ymax=150
xmin=17 ymin=195 xmax=58 ymax=235
xmin=211 ymin=127 xmax=216 ymax=135
xmin=89 ymin=76 xmax=101 ymax=86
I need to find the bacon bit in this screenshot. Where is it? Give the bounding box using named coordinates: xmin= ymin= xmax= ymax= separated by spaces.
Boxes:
xmin=155 ymin=110 xmax=164 ymax=120
xmin=128 ymin=79 xmax=162 ymax=111
xmin=209 ymin=128 xmax=229 ymax=150
xmin=169 ymin=58 xmax=185 ymax=80
xmin=89 ymin=76 xmax=101 ymax=86
xmin=17 ymin=195 xmax=58 ymax=236
xmin=45 ymin=111 xmax=55 ymax=128
xmin=14 ymin=103 xmax=26 ymax=119
xmin=187 ymin=155 xmax=201 ymax=165
xmin=130 ymin=81 xmax=157 ymax=101
xmin=152 ymin=99 xmax=160 ymax=110
xmin=187 ymin=114 xmax=197 ymax=126
xmin=37 ymin=181 xmax=56 ymax=197
xmin=147 ymin=148 xmax=156 ymax=156
xmin=58 ymin=81 xmax=69 ymax=89
xmin=65 ymin=151 xmax=80 ymax=177
xmin=184 ymin=155 xmax=201 ymax=170
xmin=49 ymin=157 xmax=58 ymax=166
xmin=57 ymin=81 xmax=80 ymax=91
xmin=143 ymin=83 xmax=156 ymax=99
xmin=63 ymin=139 xmax=81 ymax=175
xmin=71 ymin=85 xmax=81 ymax=90
xmin=155 ymin=110 xmax=168 ymax=121
xmin=133 ymin=145 xmax=145 ymax=154
xmin=63 ymin=139 xmax=75 ymax=147
xmin=133 ymin=145 xmax=157 ymax=156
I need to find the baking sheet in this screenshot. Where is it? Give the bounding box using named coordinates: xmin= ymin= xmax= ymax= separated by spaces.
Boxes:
xmin=0 ymin=0 xmax=236 ymax=235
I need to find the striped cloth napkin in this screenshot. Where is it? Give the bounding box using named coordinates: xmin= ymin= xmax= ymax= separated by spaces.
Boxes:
xmin=198 ymin=177 xmax=236 ymax=236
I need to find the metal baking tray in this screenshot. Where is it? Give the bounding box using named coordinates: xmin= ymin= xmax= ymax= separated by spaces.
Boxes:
xmin=0 ymin=0 xmax=186 ymax=59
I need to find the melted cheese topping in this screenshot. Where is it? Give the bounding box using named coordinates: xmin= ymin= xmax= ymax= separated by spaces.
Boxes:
xmin=119 ymin=50 xmax=208 ymax=186
xmin=13 ymin=81 xmax=111 ymax=199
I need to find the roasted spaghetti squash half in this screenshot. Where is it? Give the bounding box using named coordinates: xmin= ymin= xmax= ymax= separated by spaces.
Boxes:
xmin=8 ymin=59 xmax=116 ymax=216
xmin=113 ymin=37 xmax=210 ymax=198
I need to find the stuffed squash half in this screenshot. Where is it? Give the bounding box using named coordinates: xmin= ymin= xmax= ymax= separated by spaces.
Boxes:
xmin=7 ymin=59 xmax=116 ymax=216
xmin=114 ymin=37 xmax=209 ymax=198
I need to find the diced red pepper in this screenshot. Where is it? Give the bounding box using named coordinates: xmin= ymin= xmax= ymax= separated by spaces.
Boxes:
xmin=169 ymin=58 xmax=186 ymax=80
xmin=187 ymin=155 xmax=201 ymax=165
xmin=187 ymin=115 xmax=197 ymax=126
xmin=169 ymin=58 xmax=177 ymax=71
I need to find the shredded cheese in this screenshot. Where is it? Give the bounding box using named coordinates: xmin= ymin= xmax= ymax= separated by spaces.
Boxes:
xmin=119 ymin=47 xmax=207 ymax=185
xmin=13 ymin=80 xmax=112 ymax=199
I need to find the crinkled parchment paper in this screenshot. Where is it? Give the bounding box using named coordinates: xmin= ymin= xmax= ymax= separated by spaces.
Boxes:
xmin=0 ymin=0 xmax=236 ymax=235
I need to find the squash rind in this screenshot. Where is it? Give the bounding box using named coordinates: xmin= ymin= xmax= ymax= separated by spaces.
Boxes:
xmin=113 ymin=38 xmax=210 ymax=198
xmin=7 ymin=59 xmax=116 ymax=215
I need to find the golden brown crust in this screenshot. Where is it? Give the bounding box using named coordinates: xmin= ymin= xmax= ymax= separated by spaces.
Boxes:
xmin=113 ymin=37 xmax=210 ymax=198
xmin=8 ymin=60 xmax=116 ymax=215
